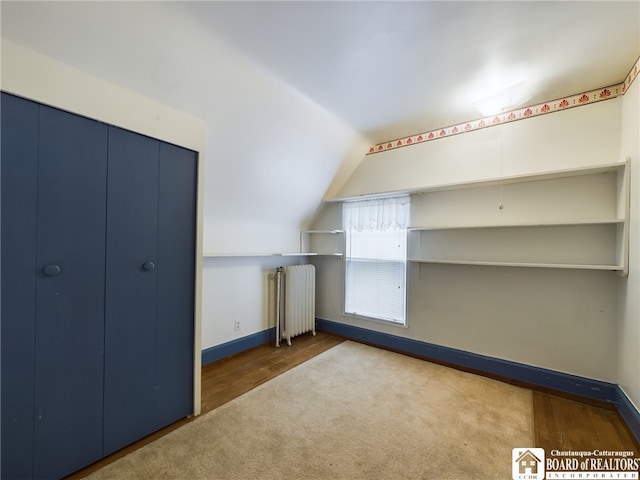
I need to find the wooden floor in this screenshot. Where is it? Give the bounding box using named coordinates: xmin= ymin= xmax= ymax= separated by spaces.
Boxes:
xmin=70 ymin=331 xmax=638 ymax=478
xmin=533 ymin=390 xmax=638 ymax=451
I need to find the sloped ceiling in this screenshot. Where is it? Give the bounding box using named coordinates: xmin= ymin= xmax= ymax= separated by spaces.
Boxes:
xmin=190 ymin=1 xmax=640 ymax=140
xmin=1 ymin=1 xmax=639 ymax=251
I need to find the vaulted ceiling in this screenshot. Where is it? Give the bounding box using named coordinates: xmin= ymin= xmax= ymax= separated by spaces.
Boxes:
xmin=187 ymin=1 xmax=640 ymax=141
xmin=2 ymin=1 xmax=639 ymax=250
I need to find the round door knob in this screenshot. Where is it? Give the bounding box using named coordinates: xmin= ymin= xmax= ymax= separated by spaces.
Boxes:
xmin=142 ymin=261 xmax=156 ymax=271
xmin=43 ymin=264 xmax=61 ymax=276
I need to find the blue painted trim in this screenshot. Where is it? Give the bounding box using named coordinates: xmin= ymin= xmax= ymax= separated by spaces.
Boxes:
xmin=199 ymin=319 xmax=640 ymax=443
xmin=201 ymin=328 xmax=276 ymax=365
xmin=316 ymin=318 xmax=618 ymax=404
xmin=615 ymin=388 xmax=640 ymax=444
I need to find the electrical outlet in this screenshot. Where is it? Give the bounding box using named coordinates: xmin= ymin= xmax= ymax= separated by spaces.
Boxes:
xmin=234 ymin=320 xmax=240 ymax=332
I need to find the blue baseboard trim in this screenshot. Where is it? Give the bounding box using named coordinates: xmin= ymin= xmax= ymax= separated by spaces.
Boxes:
xmin=616 ymin=387 xmax=640 ymax=444
xmin=201 ymin=327 xmax=276 ymax=365
xmin=316 ymin=318 xmax=618 ymax=404
xmin=199 ymin=320 xmax=640 ymax=443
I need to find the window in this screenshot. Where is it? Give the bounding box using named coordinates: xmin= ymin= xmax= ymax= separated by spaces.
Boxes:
xmin=343 ymin=195 xmax=409 ymax=325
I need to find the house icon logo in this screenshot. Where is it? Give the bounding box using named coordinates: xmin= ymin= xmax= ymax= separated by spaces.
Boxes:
xmin=512 ymin=448 xmax=545 ymax=480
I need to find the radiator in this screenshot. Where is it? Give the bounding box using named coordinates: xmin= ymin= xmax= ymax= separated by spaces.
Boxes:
xmin=275 ymin=265 xmax=316 ymax=347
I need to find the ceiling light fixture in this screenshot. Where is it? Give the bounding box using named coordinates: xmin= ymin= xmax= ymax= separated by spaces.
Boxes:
xmin=473 ymin=81 xmax=532 ymax=117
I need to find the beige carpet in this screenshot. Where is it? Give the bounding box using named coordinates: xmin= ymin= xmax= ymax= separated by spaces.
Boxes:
xmin=87 ymin=341 xmax=534 ymax=479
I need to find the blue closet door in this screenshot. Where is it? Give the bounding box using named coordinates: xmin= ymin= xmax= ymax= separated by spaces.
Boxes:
xmin=104 ymin=126 xmax=160 ymax=455
xmin=1 ymin=93 xmax=39 ymax=479
xmin=156 ymin=142 xmax=196 ymax=424
xmin=33 ymin=105 xmax=108 ymax=478
xmin=1 ymin=94 xmax=196 ymax=477
xmin=104 ymin=129 xmax=196 ymax=453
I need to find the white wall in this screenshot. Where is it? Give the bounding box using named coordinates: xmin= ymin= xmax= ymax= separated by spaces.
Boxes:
xmin=313 ymin=99 xmax=626 ymax=382
xmin=201 ymin=256 xmax=307 ymax=348
xmin=0 ymin=40 xmax=206 ymax=153
xmin=193 ymin=41 xmax=368 ymax=350
xmin=618 ymin=76 xmax=640 ymax=410
xmin=331 ymin=99 xmax=622 ymax=200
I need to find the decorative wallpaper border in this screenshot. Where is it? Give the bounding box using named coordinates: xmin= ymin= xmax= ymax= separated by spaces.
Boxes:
xmin=622 ymin=55 xmax=640 ymax=95
xmin=367 ymin=56 xmax=640 ymax=156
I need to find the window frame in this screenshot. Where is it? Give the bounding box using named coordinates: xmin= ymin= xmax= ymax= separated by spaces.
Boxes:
xmin=342 ymin=196 xmax=410 ymax=327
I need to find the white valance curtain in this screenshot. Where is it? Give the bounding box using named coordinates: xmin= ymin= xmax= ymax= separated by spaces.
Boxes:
xmin=343 ymin=195 xmax=410 ymax=232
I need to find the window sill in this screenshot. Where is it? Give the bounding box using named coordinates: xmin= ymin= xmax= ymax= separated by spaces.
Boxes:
xmin=343 ymin=312 xmax=408 ymax=328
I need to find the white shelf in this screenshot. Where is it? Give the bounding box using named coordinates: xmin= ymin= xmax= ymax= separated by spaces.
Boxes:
xmin=408 ymin=219 xmax=624 ymax=231
xmin=408 ymin=259 xmax=624 ymax=271
xmin=328 ymin=161 xmax=627 ymax=202
xmin=410 ymin=161 xmax=627 ymax=194
xmin=203 ymin=252 xmax=320 ymax=258
xmin=406 ymin=159 xmax=630 ymax=275
xmin=300 ymin=230 xmax=345 ymax=257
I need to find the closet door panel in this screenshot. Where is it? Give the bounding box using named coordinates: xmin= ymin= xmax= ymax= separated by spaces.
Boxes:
xmin=1 ymin=93 xmax=39 ymax=479
xmin=156 ymin=143 xmax=197 ymax=424
xmin=1 ymin=96 xmax=197 ymax=478
xmin=34 ymin=106 xmax=108 ymax=478
xmin=104 ymin=127 xmax=160 ymax=455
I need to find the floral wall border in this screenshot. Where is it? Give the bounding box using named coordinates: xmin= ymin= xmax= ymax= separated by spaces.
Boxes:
xmin=367 ymin=56 xmax=640 ymax=156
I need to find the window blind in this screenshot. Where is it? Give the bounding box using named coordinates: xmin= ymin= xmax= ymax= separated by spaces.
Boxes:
xmin=343 ymin=196 xmax=409 ymax=324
